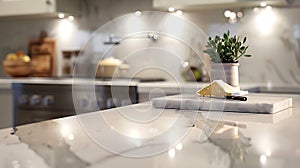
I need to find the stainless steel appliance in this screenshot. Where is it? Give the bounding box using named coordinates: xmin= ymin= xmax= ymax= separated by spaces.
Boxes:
xmin=13 ymin=83 xmax=138 ymax=126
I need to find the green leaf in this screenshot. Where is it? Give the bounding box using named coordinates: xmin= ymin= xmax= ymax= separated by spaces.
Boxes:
xmin=238 ymin=42 xmax=242 ymax=47
xmin=243 ymin=37 xmax=247 ymax=43
xmin=244 ymin=54 xmax=252 ymax=57
xmin=233 ymin=36 xmax=236 ymax=43
xmin=225 ymin=52 xmax=233 ymax=56
xmin=223 ymin=32 xmax=228 ymax=40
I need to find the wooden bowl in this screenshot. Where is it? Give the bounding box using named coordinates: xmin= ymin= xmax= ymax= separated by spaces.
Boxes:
xmin=2 ymin=60 xmax=33 ymax=77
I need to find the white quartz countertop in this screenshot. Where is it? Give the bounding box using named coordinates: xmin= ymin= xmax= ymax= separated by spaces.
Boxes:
xmin=0 ymin=93 xmax=300 ymax=167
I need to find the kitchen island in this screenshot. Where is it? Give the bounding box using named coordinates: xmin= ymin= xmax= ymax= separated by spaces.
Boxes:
xmin=0 ymin=93 xmax=299 ymax=168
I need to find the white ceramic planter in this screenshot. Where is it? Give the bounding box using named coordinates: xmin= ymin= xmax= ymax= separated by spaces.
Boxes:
xmin=211 ymin=63 xmax=240 ymax=88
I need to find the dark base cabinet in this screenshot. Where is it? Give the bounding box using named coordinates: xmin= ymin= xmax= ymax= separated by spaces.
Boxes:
xmin=13 ymin=83 xmax=138 ymax=126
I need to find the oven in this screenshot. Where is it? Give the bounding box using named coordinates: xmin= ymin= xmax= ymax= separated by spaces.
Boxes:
xmin=12 ymin=82 xmax=138 ymax=126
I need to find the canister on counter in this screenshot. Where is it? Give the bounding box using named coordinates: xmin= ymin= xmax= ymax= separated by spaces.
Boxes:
xmin=62 ymin=50 xmax=80 ymax=76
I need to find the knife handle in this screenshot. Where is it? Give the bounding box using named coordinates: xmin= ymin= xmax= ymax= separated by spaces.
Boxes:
xmin=225 ymin=96 xmax=247 ymax=101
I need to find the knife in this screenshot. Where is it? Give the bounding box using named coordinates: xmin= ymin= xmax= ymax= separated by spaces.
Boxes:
xmin=225 ymin=95 xmax=247 ymax=101
xmin=202 ymin=95 xmax=248 ymax=101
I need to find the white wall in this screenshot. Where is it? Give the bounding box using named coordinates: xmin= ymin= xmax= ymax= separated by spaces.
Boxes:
xmin=0 ymin=0 xmax=300 ymax=85
xmin=238 ymin=8 xmax=300 ymax=84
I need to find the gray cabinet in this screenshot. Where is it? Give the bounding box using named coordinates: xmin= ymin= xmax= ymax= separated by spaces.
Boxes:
xmin=0 ymin=84 xmax=13 ymax=129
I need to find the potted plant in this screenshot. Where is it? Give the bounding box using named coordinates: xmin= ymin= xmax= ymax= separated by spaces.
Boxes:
xmin=203 ymin=30 xmax=251 ymax=87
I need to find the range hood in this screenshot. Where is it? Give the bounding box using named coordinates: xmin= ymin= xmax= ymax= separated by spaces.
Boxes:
xmin=153 ymin=0 xmax=292 ymax=10
xmin=0 ymin=0 xmax=80 ymax=19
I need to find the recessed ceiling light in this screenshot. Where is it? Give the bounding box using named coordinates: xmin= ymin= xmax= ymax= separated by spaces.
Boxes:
xmin=260 ymin=155 xmax=267 ymax=165
xmin=58 ymin=13 xmax=65 ymax=19
xmin=253 ymin=7 xmax=260 ymax=13
xmin=168 ymin=7 xmax=175 ymax=12
xmin=237 ymin=12 xmax=243 ymax=18
xmin=229 ymin=12 xmax=237 ymax=20
xmin=229 ymin=18 xmax=237 ymax=24
xmin=266 ymin=149 xmax=272 ymax=157
xmin=175 ymin=10 xmax=183 ymax=16
xmin=266 ymin=6 xmax=272 ymax=10
xmin=224 ymin=10 xmax=231 ymax=18
xmin=68 ymin=15 xmax=75 ymax=21
xmin=260 ymin=2 xmax=267 ymax=7
xmin=175 ymin=143 xmax=183 ymax=151
xmin=135 ymin=10 xmax=141 ymax=16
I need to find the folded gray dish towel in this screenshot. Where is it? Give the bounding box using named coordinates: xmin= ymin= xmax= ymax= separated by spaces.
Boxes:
xmin=151 ymin=94 xmax=292 ymax=114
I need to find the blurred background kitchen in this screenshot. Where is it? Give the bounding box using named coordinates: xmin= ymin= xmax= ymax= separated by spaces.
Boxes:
xmin=0 ymin=0 xmax=299 ymax=84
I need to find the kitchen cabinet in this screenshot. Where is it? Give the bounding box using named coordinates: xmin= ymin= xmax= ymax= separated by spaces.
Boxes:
xmin=0 ymin=78 xmax=139 ymax=126
xmin=0 ymin=0 xmax=80 ymax=18
xmin=0 ymin=0 xmax=55 ymax=16
xmin=0 ymin=83 xmax=13 ymax=129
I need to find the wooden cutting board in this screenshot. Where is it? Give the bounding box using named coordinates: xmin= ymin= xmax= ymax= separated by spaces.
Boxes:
xmin=29 ymin=31 xmax=56 ymax=77
xmin=151 ymin=94 xmax=292 ymax=114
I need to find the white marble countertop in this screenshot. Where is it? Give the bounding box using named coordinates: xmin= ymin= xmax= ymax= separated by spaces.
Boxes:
xmin=0 ymin=93 xmax=299 ymax=167
xmin=0 ymin=77 xmax=257 ymax=87
xmin=2 ymin=77 xmax=299 ymax=93
xmin=0 ymin=78 xmax=139 ymax=88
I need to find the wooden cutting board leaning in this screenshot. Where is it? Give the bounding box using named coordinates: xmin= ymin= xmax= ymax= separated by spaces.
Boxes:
xmin=29 ymin=31 xmax=56 ymax=77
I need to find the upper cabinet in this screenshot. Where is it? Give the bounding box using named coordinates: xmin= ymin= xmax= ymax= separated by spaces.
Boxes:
xmin=153 ymin=0 xmax=291 ymax=10
xmin=0 ymin=0 xmax=55 ymax=16
xmin=0 ymin=0 xmax=80 ymax=18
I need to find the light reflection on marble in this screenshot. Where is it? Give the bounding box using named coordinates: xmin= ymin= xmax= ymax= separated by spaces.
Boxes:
xmin=0 ymin=94 xmax=299 ymax=167
xmin=14 ymin=121 xmax=90 ymax=168
xmin=0 ymin=128 xmax=48 ymax=168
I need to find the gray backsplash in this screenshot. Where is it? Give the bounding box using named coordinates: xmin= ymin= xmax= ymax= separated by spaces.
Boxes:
xmin=0 ymin=0 xmax=299 ymax=85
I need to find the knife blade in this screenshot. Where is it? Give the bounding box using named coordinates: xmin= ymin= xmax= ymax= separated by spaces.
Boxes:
xmin=225 ymin=95 xmax=247 ymax=101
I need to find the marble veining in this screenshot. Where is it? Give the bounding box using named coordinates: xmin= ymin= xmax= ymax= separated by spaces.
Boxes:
xmin=0 ymin=129 xmax=48 ymax=168
xmin=14 ymin=121 xmax=90 ymax=168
